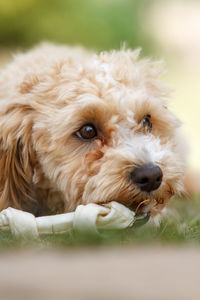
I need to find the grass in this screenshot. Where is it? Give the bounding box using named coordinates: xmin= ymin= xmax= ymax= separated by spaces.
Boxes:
xmin=1 ymin=196 xmax=200 ymax=250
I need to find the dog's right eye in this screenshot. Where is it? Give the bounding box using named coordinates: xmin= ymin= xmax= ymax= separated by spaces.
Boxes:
xmin=76 ymin=124 xmax=97 ymax=140
xmin=141 ymin=114 xmax=152 ymax=133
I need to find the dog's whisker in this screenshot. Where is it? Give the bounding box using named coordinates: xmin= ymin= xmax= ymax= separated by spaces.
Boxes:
xmin=135 ymin=199 xmax=151 ymax=215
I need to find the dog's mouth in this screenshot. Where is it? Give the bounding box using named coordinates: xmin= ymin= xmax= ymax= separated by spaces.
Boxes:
xmin=125 ymin=196 xmax=154 ymax=226
xmin=128 ymin=203 xmax=151 ymax=226
xmin=99 ymin=196 xmax=154 ymax=227
xmin=134 ymin=211 xmax=151 ymax=226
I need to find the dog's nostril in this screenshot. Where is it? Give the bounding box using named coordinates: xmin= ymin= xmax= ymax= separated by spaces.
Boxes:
xmin=140 ymin=177 xmax=148 ymax=184
xmin=131 ymin=164 xmax=163 ymax=193
xmin=156 ymin=175 xmax=162 ymax=183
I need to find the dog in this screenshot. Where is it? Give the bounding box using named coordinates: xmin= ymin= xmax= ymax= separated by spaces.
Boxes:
xmin=0 ymin=43 xmax=186 ymax=218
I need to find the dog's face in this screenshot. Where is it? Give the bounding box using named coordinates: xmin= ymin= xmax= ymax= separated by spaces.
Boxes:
xmin=0 ymin=46 xmax=186 ymax=216
xmin=29 ymin=48 xmax=186 ymax=216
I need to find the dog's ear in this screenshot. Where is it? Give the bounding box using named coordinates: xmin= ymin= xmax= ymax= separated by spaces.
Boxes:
xmin=0 ymin=103 xmax=36 ymax=211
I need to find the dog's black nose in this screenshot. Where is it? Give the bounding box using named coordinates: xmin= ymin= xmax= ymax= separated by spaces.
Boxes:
xmin=131 ymin=164 xmax=163 ymax=193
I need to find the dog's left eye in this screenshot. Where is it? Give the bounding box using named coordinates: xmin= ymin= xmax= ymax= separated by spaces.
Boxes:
xmin=76 ymin=124 xmax=97 ymax=140
xmin=142 ymin=114 xmax=152 ymax=133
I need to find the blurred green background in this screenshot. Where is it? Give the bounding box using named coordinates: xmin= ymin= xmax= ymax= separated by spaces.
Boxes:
xmin=0 ymin=0 xmax=152 ymax=52
xmin=0 ymin=0 xmax=199 ymax=172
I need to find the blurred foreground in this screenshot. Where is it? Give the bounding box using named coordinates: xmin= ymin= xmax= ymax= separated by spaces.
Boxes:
xmin=1 ymin=246 xmax=200 ymax=300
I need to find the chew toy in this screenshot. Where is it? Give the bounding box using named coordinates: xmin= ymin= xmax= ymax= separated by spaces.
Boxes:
xmin=0 ymin=201 xmax=136 ymax=238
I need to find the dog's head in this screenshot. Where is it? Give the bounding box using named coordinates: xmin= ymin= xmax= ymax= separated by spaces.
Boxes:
xmin=0 ymin=45 xmax=186 ymax=216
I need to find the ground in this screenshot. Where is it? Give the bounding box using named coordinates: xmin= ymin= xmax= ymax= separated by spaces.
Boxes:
xmin=1 ymin=246 xmax=200 ymax=300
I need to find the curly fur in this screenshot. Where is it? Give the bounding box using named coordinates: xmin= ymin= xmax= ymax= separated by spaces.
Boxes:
xmin=0 ymin=43 xmax=186 ymax=216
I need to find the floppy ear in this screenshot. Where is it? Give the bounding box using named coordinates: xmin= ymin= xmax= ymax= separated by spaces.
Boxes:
xmin=0 ymin=103 xmax=36 ymax=211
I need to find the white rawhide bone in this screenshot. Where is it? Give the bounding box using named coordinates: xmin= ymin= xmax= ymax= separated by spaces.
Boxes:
xmin=0 ymin=202 xmax=135 ymax=238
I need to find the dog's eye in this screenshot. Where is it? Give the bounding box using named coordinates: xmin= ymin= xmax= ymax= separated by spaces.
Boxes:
xmin=76 ymin=124 xmax=97 ymax=140
xmin=142 ymin=114 xmax=152 ymax=133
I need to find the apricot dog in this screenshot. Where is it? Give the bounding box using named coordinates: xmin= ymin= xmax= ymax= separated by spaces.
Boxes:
xmin=0 ymin=44 xmax=186 ymax=217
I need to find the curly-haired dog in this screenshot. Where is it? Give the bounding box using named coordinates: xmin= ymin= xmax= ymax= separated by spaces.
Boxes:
xmin=0 ymin=44 xmax=186 ymax=217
